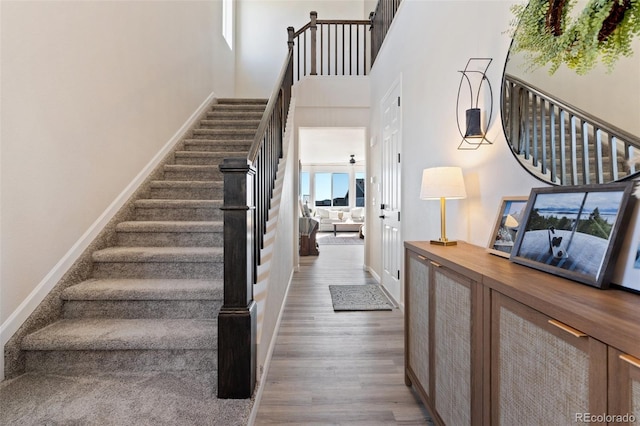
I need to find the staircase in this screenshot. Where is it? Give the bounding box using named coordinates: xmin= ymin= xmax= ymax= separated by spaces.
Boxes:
xmin=18 ymin=98 xmax=267 ymax=378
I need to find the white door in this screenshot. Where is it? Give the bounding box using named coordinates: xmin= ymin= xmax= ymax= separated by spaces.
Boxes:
xmin=380 ymin=81 xmax=402 ymax=302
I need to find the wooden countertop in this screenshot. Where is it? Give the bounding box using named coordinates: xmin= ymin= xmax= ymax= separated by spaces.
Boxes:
xmin=405 ymin=240 xmax=640 ymax=358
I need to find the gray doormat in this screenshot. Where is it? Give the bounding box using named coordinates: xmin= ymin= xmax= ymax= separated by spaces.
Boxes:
xmin=329 ymin=285 xmax=394 ymax=311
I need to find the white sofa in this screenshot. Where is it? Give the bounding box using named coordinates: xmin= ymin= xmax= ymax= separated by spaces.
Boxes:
xmin=312 ymin=206 xmax=365 ymax=233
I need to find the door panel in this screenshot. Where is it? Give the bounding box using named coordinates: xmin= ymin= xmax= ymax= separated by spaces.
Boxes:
xmin=381 ymin=80 xmax=402 ymax=301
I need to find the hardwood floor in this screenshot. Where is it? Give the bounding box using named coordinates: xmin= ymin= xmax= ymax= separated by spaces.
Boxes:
xmin=252 ymin=244 xmax=433 ymax=425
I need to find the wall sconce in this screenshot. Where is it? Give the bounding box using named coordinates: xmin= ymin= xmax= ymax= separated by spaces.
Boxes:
xmin=456 ymin=58 xmax=493 ymax=150
xmin=420 ymin=166 xmax=467 ymax=246
xmin=349 ymin=154 xmax=356 ymax=165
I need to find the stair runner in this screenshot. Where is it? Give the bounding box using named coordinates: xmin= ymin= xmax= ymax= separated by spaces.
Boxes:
xmin=20 ymin=98 xmax=266 ymax=376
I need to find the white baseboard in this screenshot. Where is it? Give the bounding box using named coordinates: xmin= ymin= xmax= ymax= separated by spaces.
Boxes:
xmin=0 ymin=91 xmax=216 ymax=381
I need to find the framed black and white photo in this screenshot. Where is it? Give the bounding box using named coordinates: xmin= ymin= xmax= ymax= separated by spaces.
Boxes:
xmin=510 ymin=182 xmax=636 ymax=289
xmin=487 ymin=196 xmax=529 ymax=258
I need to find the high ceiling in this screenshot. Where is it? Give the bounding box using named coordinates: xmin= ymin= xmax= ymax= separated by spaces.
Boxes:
xmin=298 ymin=127 xmax=366 ymax=166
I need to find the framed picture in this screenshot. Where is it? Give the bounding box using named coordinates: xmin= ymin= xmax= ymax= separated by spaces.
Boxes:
xmin=611 ymin=200 xmax=640 ymax=293
xmin=487 ymin=196 xmax=529 ymax=258
xmin=510 ymin=182 xmax=636 ymax=289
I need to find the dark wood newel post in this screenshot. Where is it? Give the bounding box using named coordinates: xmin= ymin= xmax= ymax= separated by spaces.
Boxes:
xmin=218 ymin=158 xmax=257 ymax=399
xmin=310 ymin=11 xmax=317 ymax=75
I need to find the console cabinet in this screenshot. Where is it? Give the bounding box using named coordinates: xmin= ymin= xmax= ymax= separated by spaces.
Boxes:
xmin=405 ymin=241 xmax=640 ymax=426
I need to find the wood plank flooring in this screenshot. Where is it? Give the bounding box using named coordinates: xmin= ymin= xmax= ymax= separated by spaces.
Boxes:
xmin=253 ymin=244 xmax=433 ymax=425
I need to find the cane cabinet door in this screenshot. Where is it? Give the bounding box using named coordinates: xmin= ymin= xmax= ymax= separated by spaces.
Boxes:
xmin=491 ymin=292 xmax=607 ymax=425
xmin=431 ymin=264 xmax=482 ymax=426
xmin=405 ymin=251 xmax=431 ymax=405
xmin=609 ymin=347 xmax=640 ymax=425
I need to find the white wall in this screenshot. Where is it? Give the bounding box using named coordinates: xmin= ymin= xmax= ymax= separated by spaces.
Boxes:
xmin=0 ymin=0 xmax=233 ymax=328
xmin=235 ymin=0 xmax=373 ymax=97
xmin=367 ymin=0 xmax=544 ymax=300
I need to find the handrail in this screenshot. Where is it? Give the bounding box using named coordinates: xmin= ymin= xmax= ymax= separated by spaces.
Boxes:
xmin=503 ymin=73 xmax=639 ymax=185
xmin=248 ymin=49 xmax=293 ymax=163
xmin=505 ymin=74 xmax=640 ymax=145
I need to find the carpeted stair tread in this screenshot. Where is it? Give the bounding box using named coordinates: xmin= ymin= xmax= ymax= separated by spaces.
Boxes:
xmin=134 ymin=199 xmax=222 ymax=208
xmin=92 ymin=247 xmax=223 ymax=263
xmin=193 ymin=129 xmax=257 ymax=138
xmin=183 ymin=138 xmax=253 ymax=145
xmin=210 ymin=104 xmax=266 ymax=111
xmin=22 ymin=319 xmax=217 ymax=351
xmin=149 ymin=180 xmax=222 ymax=189
xmin=62 ymin=279 xmax=223 ymax=301
xmin=206 ymin=111 xmax=264 ymax=120
xmin=216 ymin=98 xmax=267 ymax=104
xmin=175 ymin=151 xmax=247 ymax=159
xmin=200 ymin=119 xmax=261 ymax=128
xmin=116 ymin=221 xmax=222 ymax=233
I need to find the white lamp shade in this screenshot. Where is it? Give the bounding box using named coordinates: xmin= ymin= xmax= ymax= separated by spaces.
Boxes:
xmin=420 ymin=166 xmax=467 ymax=200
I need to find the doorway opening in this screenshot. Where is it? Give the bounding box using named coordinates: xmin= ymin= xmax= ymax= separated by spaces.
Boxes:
xmin=298 ymin=127 xmax=367 ymax=257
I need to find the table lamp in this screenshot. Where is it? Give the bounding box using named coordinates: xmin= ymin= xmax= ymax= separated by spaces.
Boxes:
xmin=420 ymin=166 xmax=467 ymax=246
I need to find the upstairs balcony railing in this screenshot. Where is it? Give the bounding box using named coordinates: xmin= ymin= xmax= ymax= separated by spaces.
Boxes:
xmin=219 ymin=6 xmax=402 ymax=400
xmin=370 ymin=0 xmax=403 ymax=64
xmin=503 ymin=73 xmax=640 ymax=185
xmin=291 ymin=11 xmax=372 ymax=81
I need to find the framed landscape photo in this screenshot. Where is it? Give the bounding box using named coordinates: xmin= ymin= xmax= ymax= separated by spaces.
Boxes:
xmin=510 ymin=182 xmax=636 ymax=289
xmin=487 ymin=196 xmax=529 ymax=258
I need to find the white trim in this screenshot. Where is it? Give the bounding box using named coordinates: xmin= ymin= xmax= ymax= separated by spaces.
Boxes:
xmin=0 ymin=91 xmax=216 ymax=381
xmin=248 ymin=268 xmax=295 ymax=426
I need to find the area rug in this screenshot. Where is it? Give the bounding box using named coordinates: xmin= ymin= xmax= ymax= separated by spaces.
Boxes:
xmin=328 ymin=285 xmax=394 ymax=311
xmin=316 ymin=232 xmax=364 ymax=245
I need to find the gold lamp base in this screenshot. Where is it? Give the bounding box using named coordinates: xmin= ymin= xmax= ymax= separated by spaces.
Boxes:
xmin=430 ymin=239 xmax=457 ymax=246
xmin=431 ymin=197 xmax=457 ymax=247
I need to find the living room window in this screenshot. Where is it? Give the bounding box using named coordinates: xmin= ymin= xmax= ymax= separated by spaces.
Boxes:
xmin=300 ymin=172 xmax=310 ymax=204
xmin=355 ymin=172 xmax=365 ymax=207
xmin=315 ymin=172 xmax=349 ymax=207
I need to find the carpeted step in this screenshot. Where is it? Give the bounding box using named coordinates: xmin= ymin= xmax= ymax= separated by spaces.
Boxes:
xmin=209 ymin=104 xmax=266 ymax=112
xmin=62 ymin=278 xmax=223 ymax=319
xmin=192 ymin=128 xmax=257 ymax=140
xmin=116 ymin=221 xmax=222 ymax=247
xmin=92 ymin=247 xmax=223 ymax=279
xmin=206 ymin=110 xmax=264 ymax=120
xmin=182 ymin=139 xmax=252 ymax=152
xmin=174 ymin=151 xmax=247 ymax=166
xmin=199 ymin=119 xmax=261 ymax=129
xmin=216 ymin=98 xmax=267 ymax=105
xmin=149 ymin=180 xmax=222 ymax=200
xmin=163 ymin=164 xmax=222 ymax=181
xmin=134 ymin=199 xmax=223 ymax=221
xmin=22 ymin=318 xmax=217 ymax=374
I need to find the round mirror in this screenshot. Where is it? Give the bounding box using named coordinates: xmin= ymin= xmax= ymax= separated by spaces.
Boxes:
xmin=501 ymin=0 xmax=640 ymax=186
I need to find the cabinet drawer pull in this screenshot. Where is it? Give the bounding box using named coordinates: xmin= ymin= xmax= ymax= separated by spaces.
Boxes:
xmin=620 ymin=354 xmax=640 ymax=369
xmin=548 ymin=319 xmax=587 ymax=338
xmin=418 ymin=255 xmax=427 ymax=261
xmin=430 ymin=261 xmax=442 ymax=268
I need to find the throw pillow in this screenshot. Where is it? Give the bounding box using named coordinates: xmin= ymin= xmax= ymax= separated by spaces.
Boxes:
xmin=329 ymin=210 xmax=340 ymax=220
xmin=316 ymin=208 xmax=330 ymax=218
xmin=351 ymin=207 xmax=364 ymax=219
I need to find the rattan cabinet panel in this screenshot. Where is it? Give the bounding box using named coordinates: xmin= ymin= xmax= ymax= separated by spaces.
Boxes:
xmin=433 ymin=268 xmax=472 ymax=426
xmin=491 ymin=292 xmax=606 ymax=426
xmin=405 ymin=252 xmax=430 ymax=401
xmin=609 ymin=347 xmax=640 ymax=425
